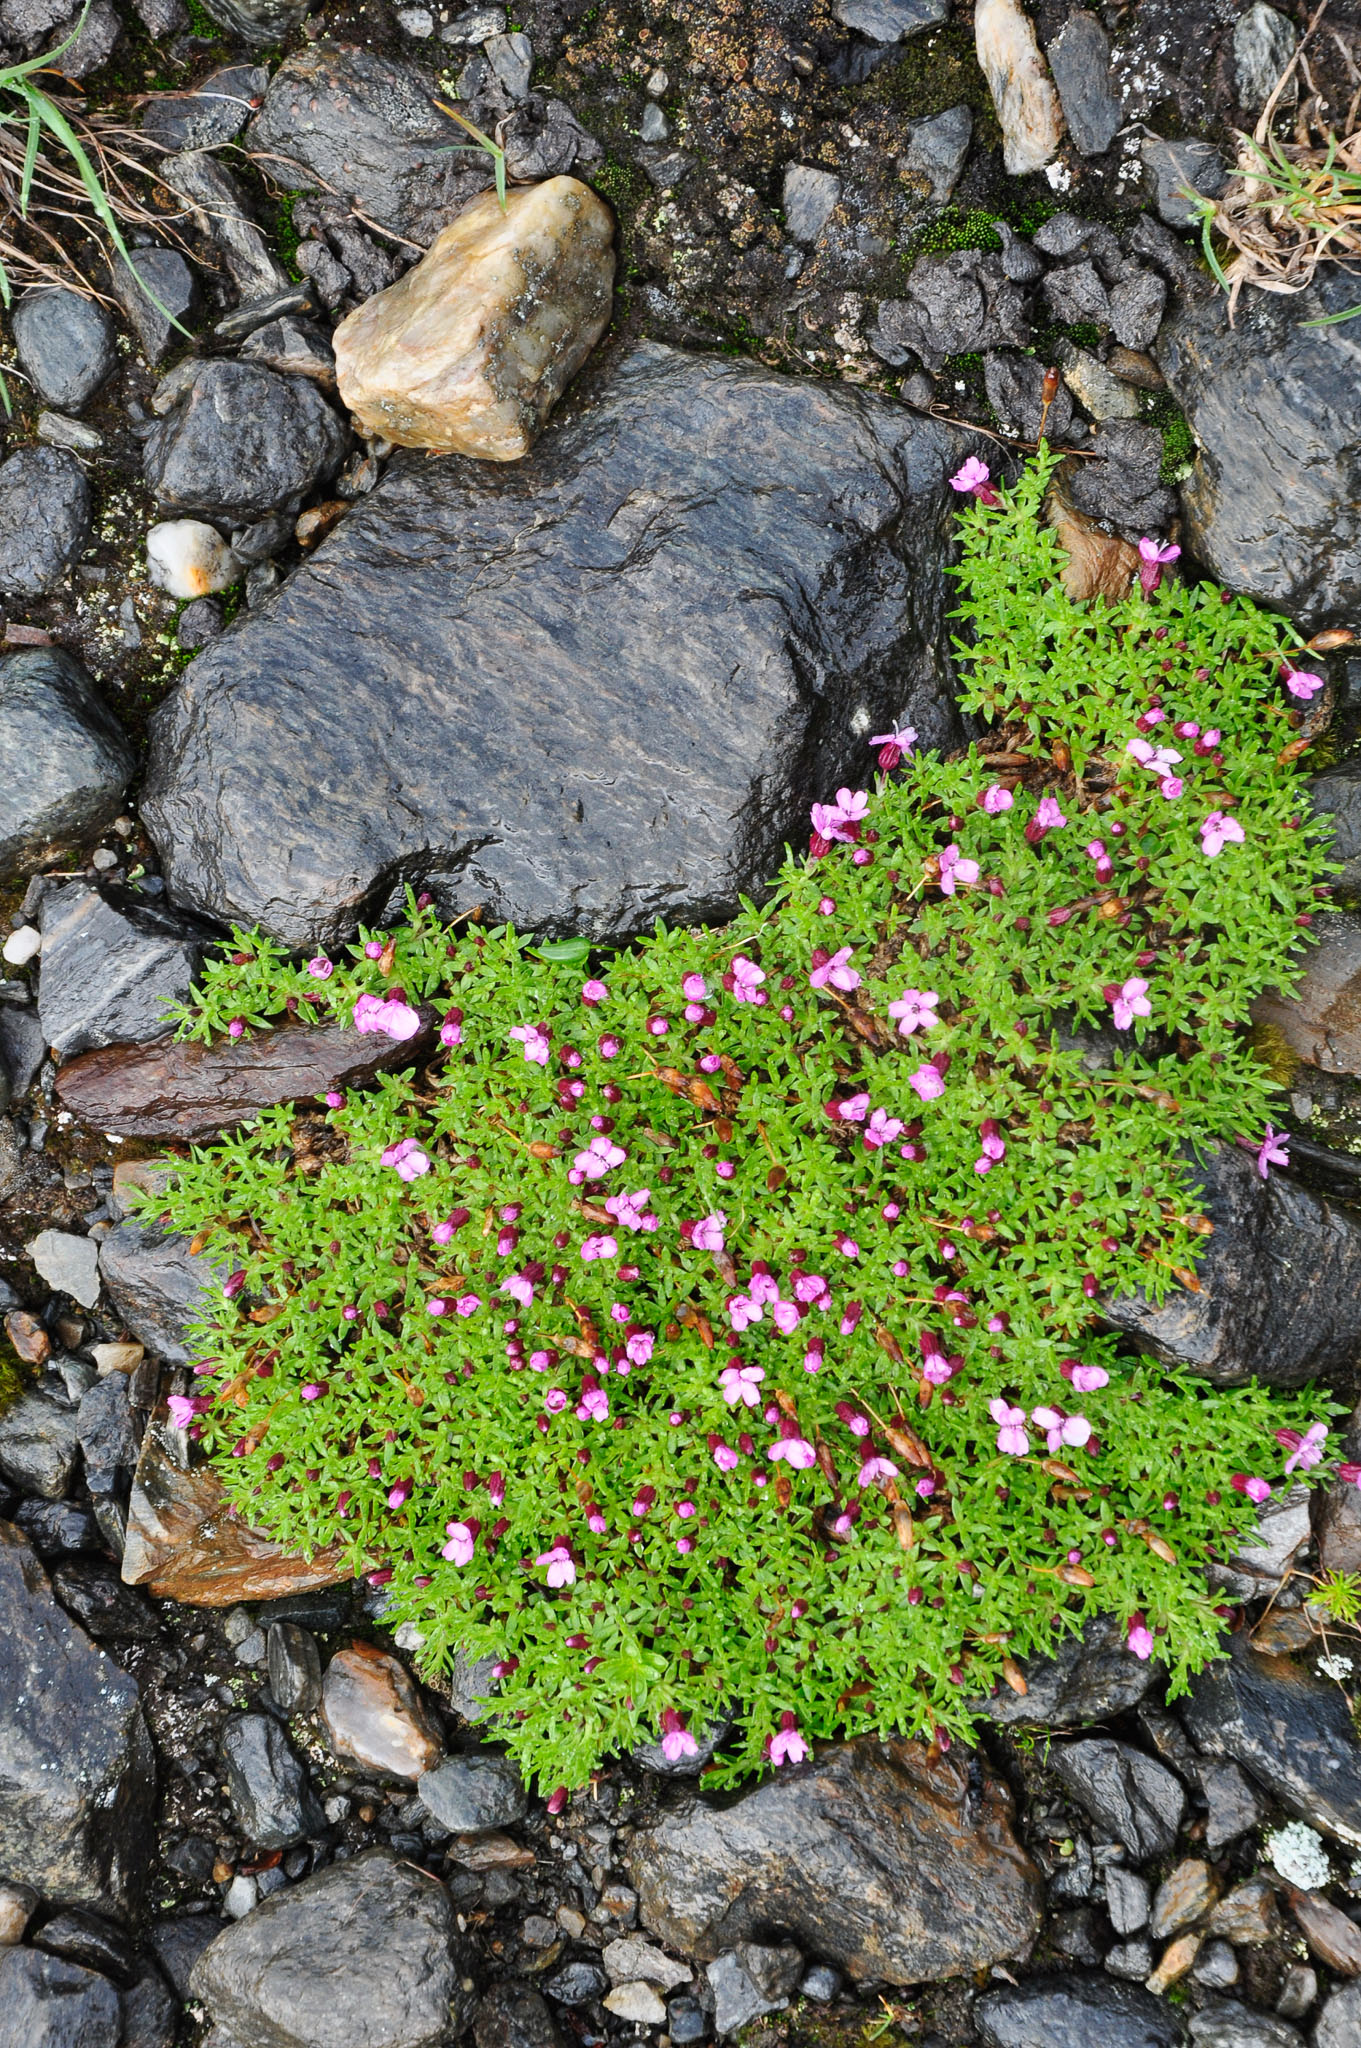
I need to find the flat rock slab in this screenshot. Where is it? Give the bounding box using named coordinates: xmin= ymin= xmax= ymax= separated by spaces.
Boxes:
xmin=38 ymin=882 xmax=210 ymax=1060
xmin=98 ymin=1220 xmax=224 ymax=1364
xmin=190 ymin=1847 xmax=474 ymax=2048
xmin=122 ymin=1419 xmax=351 ymax=1605
xmin=0 ymin=1523 xmax=155 ymax=1916
xmin=0 ymin=1946 xmax=123 ymax=2048
xmin=0 ymin=648 xmax=133 ymax=873
xmin=56 ymin=1018 xmax=427 ymax=1140
xmin=1157 ymin=271 xmax=1361 ymax=623
xmin=1253 ymin=909 xmax=1361 ymax=1075
xmin=978 ymin=1613 xmax=1160 ymax=1725
xmin=1049 ymin=1738 xmax=1185 ymax=1860
xmin=141 ymin=342 xmax=973 ymax=950
xmin=1179 ymin=1633 xmax=1361 ymax=1850
xmin=625 ymin=1736 xmax=1042 ymax=1985
xmin=975 ymin=1972 xmax=1186 ymax=2047
xmin=1103 ymin=1142 xmax=1361 ymax=1386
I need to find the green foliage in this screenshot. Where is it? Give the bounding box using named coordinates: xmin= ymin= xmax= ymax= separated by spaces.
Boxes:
xmin=1143 ymin=392 xmax=1197 ymax=484
xmin=146 ymin=449 xmax=1338 ymax=1794
xmin=1313 ymin=1570 xmax=1361 ymax=1627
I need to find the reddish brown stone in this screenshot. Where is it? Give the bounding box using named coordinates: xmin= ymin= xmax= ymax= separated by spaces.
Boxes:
xmin=1291 ymin=1888 xmax=1361 ymax=1975
xmin=121 ymin=1420 xmax=351 ymax=1606
xmin=320 ymin=1642 xmax=446 ymax=1780
xmin=56 ymin=1018 xmax=431 ymax=1141
xmin=3 ymin=1310 xmax=50 ymax=1365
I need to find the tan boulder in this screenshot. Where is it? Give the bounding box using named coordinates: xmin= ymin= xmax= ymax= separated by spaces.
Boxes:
xmin=334 ymin=175 xmax=615 ymax=461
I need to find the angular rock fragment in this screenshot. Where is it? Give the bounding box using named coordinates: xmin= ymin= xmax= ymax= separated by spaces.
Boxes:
xmin=1045 ymin=11 xmax=1120 ymax=156
xmin=1316 ymin=1400 xmax=1361 ymax=1576
xmin=38 ymin=882 xmax=209 ymax=1059
xmin=1253 ymin=909 xmax=1361 ymax=1074
xmin=834 ymin=0 xmax=948 ymax=38
xmin=0 ymin=1947 xmax=122 ymax=2047
xmin=978 ymin=1614 xmax=1159 ymax=1725
xmin=98 ymin=1221 xmax=223 ymax=1364
xmin=897 ymin=104 xmax=972 ymax=206
xmin=418 ymin=1753 xmax=526 ymax=1833
xmin=975 ymin=1972 xmax=1183 ymax=2048
xmin=321 ymin=1642 xmax=445 ymax=1779
xmin=13 ymin=289 xmax=115 ymax=412
xmin=112 ymin=247 xmax=199 ymax=367
xmin=140 ymin=62 xmax=267 ymax=151
xmin=334 ymin=177 xmax=615 ymax=460
xmin=0 ymin=447 xmax=90 ymax=598
xmin=0 ymin=1388 xmax=80 ymax=1498
xmin=221 ymin=1713 xmax=324 ymax=1849
xmin=975 ymin=0 xmax=1065 ymax=176
xmin=144 ymin=361 xmax=348 ymax=523
xmin=870 ymin=249 xmax=1029 ymax=371
xmin=1142 ymin=137 xmax=1227 ymax=227
xmin=1048 ymin=1738 xmax=1185 ymax=1859
xmin=162 ymin=151 xmax=288 ymax=302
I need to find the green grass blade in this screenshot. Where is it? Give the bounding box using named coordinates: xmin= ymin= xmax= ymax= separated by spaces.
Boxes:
xmin=18 ymin=99 xmax=39 ymax=216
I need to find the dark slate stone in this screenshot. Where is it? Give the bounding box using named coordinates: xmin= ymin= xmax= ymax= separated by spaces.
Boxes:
xmin=975 ymin=1972 xmax=1185 ymax=2047
xmin=833 ymin=0 xmax=948 ymax=38
xmin=221 ymin=1713 xmax=324 ymax=1850
xmin=0 ymin=649 xmax=129 ymax=875
xmin=1187 ymin=2001 xmax=1303 ymax=2047
xmin=983 ymin=352 xmax=1074 ymax=444
xmin=1316 ymin=1985 xmax=1361 ymax=2048
xmin=1179 ymin=1633 xmax=1361 ymax=1850
xmin=475 ymin=1982 xmax=565 ymax=2048
xmin=1048 ymin=1739 xmax=1185 ymax=1860
xmin=198 ymin=0 xmax=310 ymax=45
xmin=121 ymin=1961 xmax=178 ymax=2048
xmin=141 ymin=63 xmax=267 ymax=150
xmin=112 ymin=249 xmax=200 ymax=368
xmin=0 ymin=1388 xmax=80 ymax=1498
xmin=32 ymin=1905 xmax=137 ymax=1982
xmin=249 ymin=41 xmax=494 ymax=241
xmin=1141 ymin=137 xmax=1227 ymax=227
xmin=1103 ymin=1142 xmax=1361 ymax=1386
xmin=266 ymin=1620 xmax=322 ymax=1715
xmin=37 ymin=881 xmax=209 ymax=1059
xmin=142 ymin=343 xmax=976 ymax=950
xmin=76 ymin=1371 xmax=138 ymax=1506
xmin=147 ymin=1915 xmax=222 ymax=1998
xmin=418 ymin=1752 xmax=527 ymax=1833
xmin=190 ymin=1847 xmax=475 ymax=2047
xmin=542 ymin=1961 xmax=606 ymax=2006
xmin=98 ymin=1221 xmax=224 ymax=1365
xmin=1109 ymin=272 xmax=1167 ymax=350
xmin=898 ymin=103 xmax=972 ymax=205
xmin=12 ymin=290 xmax=115 ymax=412
xmin=1065 ymin=420 xmax=1175 ymax=542
xmin=12 ymin=1497 xmax=102 ymax=1558
xmin=0 ymin=999 xmax=45 ymax=1096
xmin=1201 ymin=1763 xmax=1267 ymax=1853
xmin=0 ymin=446 xmax=90 ymax=597
xmin=143 ymin=361 xmax=348 ymax=523
xmin=0 ymin=1522 xmax=155 ymax=1914
xmin=626 ymin=1737 xmax=1042 ymax=1985
xmin=869 ymin=250 xmax=1030 ymax=371
xmin=978 ymin=1614 xmax=1160 ymax=1726
xmin=1156 ymin=270 xmax=1361 ymax=622
xmin=1042 ymin=261 xmax=1111 ymax=329
xmin=0 ymin=1946 xmax=122 ymax=2048
xmin=50 ymin=1557 xmax=161 ymax=1641
xmin=163 ymin=151 xmax=288 ymax=304
xmin=1309 ymin=762 xmax=1361 ymax=892
xmin=1317 ymin=1399 xmax=1361 ymax=1577
xmin=1046 ymin=11 xmax=1121 ymax=156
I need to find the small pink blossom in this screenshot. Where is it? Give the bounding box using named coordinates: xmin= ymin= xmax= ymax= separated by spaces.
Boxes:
xmin=870 ymin=723 xmax=917 ymax=770
xmin=573 ymin=1133 xmax=627 ymax=1180
xmin=691 ymin=1212 xmax=727 ymax=1253
xmin=580 ymin=978 xmax=608 ymax=1005
xmin=1031 ymin=1406 xmax=1092 ymax=1454
xmin=682 ymin=973 xmax=708 ymax=1001
xmin=227 ymin=1018 xmax=245 ymax=1038
xmin=576 ymin=1384 xmax=610 ymax=1422
xmin=1256 ymin=1125 xmax=1289 ymax=1179
xmin=1110 ymin=976 xmax=1151 ymax=1031
xmin=353 ymin=993 xmax=422 ymax=1041
xmin=990 ymin=1398 xmax=1030 ymax=1457
xmin=1277 ymin=1421 xmax=1327 ymax=1473
xmin=499 ymin=1273 xmax=534 ymax=1309
xmin=909 ymin=1062 xmax=946 ymax=1103
xmin=580 ymin=1234 xmax=618 ymax=1262
xmin=455 ymin=1292 xmax=482 ymax=1317
xmin=1231 ymin=1473 xmax=1273 ymax=1505
xmin=307 ymin=956 xmax=333 ymax=979
xmin=857 ymin=1456 xmax=898 ymax=1489
xmin=863 ymin=1107 xmax=904 ymax=1150
xmin=659 ymin=1709 xmax=699 ymax=1763
xmin=769 ymin=1434 xmax=816 ymax=1468
xmin=388 ymin=1480 xmax=412 ymax=1509
xmin=1035 ymin=795 xmax=1067 ymax=831
xmin=981 ymin=783 xmax=1013 ymax=814
xmin=381 ymin=1136 xmax=431 ymax=1181
xmin=440 ymin=1018 xmax=463 ymax=1047
xmin=939 ymin=842 xmax=980 ymax=895
xmin=950 ymin=455 xmax=1000 ymax=506
xmin=720 ymin=1362 xmax=765 ymax=1408
xmin=606 ymin=1187 xmax=657 ymax=1233
xmin=728 ymin=1293 xmax=763 ymax=1332
xmin=792 ymin=1272 xmax=829 ymax=1306
xmin=1285 ymin=668 xmax=1325 ymax=701
xmin=712 ymin=1439 xmax=739 ymax=1471
xmin=1127 ymin=1619 xmax=1155 ymax=1661
xmin=1137 ymin=536 xmax=1180 ymax=595
xmin=442 ymin=1521 xmax=476 ymax=1565
xmin=1201 ymin=809 xmax=1245 ymax=858
xmin=537 ymin=1544 xmax=576 ymax=1587
xmin=626 ymin=1328 xmax=655 ymax=1365
xmin=510 ymin=1022 xmax=550 ymax=1065
xmin=1063 ymin=1360 xmax=1109 ymax=1394
xmin=810 ymin=945 xmax=860 ymax=992
xmin=888 ymin=987 xmax=939 ymax=1036
xmin=769 ymin=1711 xmax=808 ymax=1766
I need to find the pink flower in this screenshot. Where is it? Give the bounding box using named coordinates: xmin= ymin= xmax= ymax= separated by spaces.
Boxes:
xmin=455 ymin=1292 xmax=482 ymax=1317
xmin=1031 ymin=1406 xmax=1091 ymax=1454
xmin=440 ymin=1018 xmax=463 ymax=1047
xmin=1137 ymin=536 xmax=1180 ymax=594
xmin=712 ymin=1440 xmax=740 ymax=1471
xmin=626 ymin=1328 xmax=655 ymax=1365
xmin=307 ymin=956 xmax=333 ymax=979
xmin=166 ymin=1394 xmax=205 ymax=1429
xmin=769 ymin=1434 xmax=816 ymax=1468
xmin=730 ymin=955 xmax=766 ymax=1003
xmin=510 ymin=1022 xmax=550 ymax=1065
xmin=857 ymin=1456 xmax=899 ymax=1489
xmin=580 ymin=1234 xmax=618 ymax=1261
xmin=1110 ymin=977 xmax=1151 ymax=1031
xmin=1035 ymin=795 xmax=1067 ymax=831
xmin=227 ymin=1018 xmax=245 ymax=1038
xmin=1201 ymin=810 xmax=1245 ymax=858
xmin=659 ymin=1709 xmax=699 ymax=1763
xmin=870 ymin=723 xmax=917 ymax=770
xmin=388 ymin=1480 xmax=412 ymax=1509
xmin=381 ymin=1136 xmax=431 ymax=1181
xmin=353 ymin=993 xmax=422 ymax=1041
xmin=1231 ymin=1473 xmax=1273 ymax=1505
xmin=950 ymin=455 xmax=1000 ymax=506
xmin=606 ymin=1187 xmax=656 ymax=1233
xmin=1127 ymin=736 xmax=1184 ymax=779
xmin=810 ymin=945 xmax=860 ymax=992
xmin=939 ymin=842 xmax=980 ymax=895
xmin=909 ymin=1062 xmax=946 ymax=1103
xmin=1159 ymin=776 xmax=1184 ymax=801
xmin=581 ymin=978 xmax=609 ymax=1004
xmin=974 ymin=1119 xmax=1005 ymax=1177
xmin=833 ymin=787 xmax=869 ymax=828
xmin=748 ymin=1269 xmax=780 ymax=1304
xmin=769 ymin=1711 xmax=808 ymax=1766
xmin=888 ymin=987 xmax=939 ymax=1036
xmin=691 ymin=1212 xmax=727 ymax=1252
xmin=720 ymin=1362 xmax=765 ymax=1407
xmin=1277 ymin=1422 xmax=1327 ymax=1473
xmin=576 ymin=1384 xmax=610 ymax=1422
xmin=1127 ymin=1619 xmax=1155 ymax=1661
xmin=792 ymin=1272 xmax=829 ymax=1306
xmin=300 ymin=1382 xmax=324 ymax=1400
xmin=499 ymin=1273 xmax=534 ymax=1310
xmin=1285 ymin=668 xmax=1325 ymax=701
xmin=442 ymin=1521 xmax=476 ymax=1565
xmin=537 ymin=1544 xmax=576 ymax=1587
xmin=990 ymin=1398 xmax=1030 ymax=1457
xmin=1063 ymin=1361 xmax=1110 ymax=1394
xmin=1256 ymin=1125 xmax=1289 ymax=1179
xmin=544 ymin=1388 xmax=568 ymax=1414
xmin=573 ymin=1133 xmax=627 ymax=1180
xmin=980 ymin=783 xmax=1014 ymax=814
xmin=728 ymin=1293 xmax=763 ymax=1332
xmin=682 ymin=973 xmax=707 ymax=1001
xmin=863 ymin=1107 xmax=905 ymax=1150
xmin=828 ymin=1091 xmax=870 ymax=1122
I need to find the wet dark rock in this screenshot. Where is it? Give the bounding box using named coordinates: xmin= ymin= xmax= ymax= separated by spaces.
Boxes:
xmin=542 ymin=1961 xmax=606 ymax=2006
xmin=627 ymin=1736 xmax=1041 ymax=1985
xmin=1109 ymin=273 xmax=1168 ymax=351
xmin=979 ymin=1613 xmax=1159 ymax=1725
xmin=500 ymin=93 xmax=601 ymax=183
xmin=176 ymin=596 xmax=223 ymax=650
xmin=1309 ymin=763 xmax=1361 ymax=891
xmin=1042 ymin=261 xmax=1110 ymax=329
xmin=1253 ymin=908 xmax=1361 ymax=1074
xmin=163 ymin=151 xmax=288 ymax=302
xmin=147 ymin=1915 xmax=222 ymax=1998
xmin=1317 ymin=1401 xmax=1361 ymax=1577
xmin=869 ymin=250 xmax=1029 ymax=371
xmin=833 ymin=0 xmax=948 ymax=37
xmin=0 ymin=999 xmax=45 ymax=1097
xmin=1180 ymin=1633 xmax=1361 ymax=1849
xmin=221 ymin=1713 xmax=324 ymax=1849
xmin=419 ymin=1753 xmax=526 ymax=1833
xmin=198 ymin=0 xmax=308 ymax=39
xmin=240 ymin=316 xmax=336 ymax=389
xmin=57 ymin=1015 xmax=430 ymax=1141
xmin=121 ymin=1961 xmax=178 ymax=2048
xmin=51 ymin=1557 xmax=160 ymax=1640
xmin=142 ymin=343 xmax=976 ymax=949
xmin=44 ymin=0 xmax=120 ymax=78
xmin=1142 ymin=137 xmax=1228 ymax=226
xmin=0 ymin=1388 xmax=80 ymax=1498
xmin=898 ymin=104 xmax=972 ymax=205
xmin=0 ymin=448 xmax=90 ymax=598
xmin=267 ymin=1621 xmax=322 ymax=1715
xmin=1202 ymin=1763 xmax=1267 ymax=1853
xmin=32 ymin=1905 xmax=135 ymax=1981
xmin=1064 ymin=420 xmax=1175 ymax=541
xmin=0 ymin=1946 xmax=122 ymax=2048
xmin=1207 ymin=1879 xmax=1281 ymax=1947
xmin=1105 ymin=1868 xmax=1150 ymax=1936
xmin=12 ymin=1497 xmax=101 ymax=1558
xmin=28 ymin=1229 xmax=100 ymax=1309
xmin=36 ymin=881 xmax=208 ymax=1059
xmin=122 ymin=1419 xmax=351 ymax=1605
xmin=12 ymin=290 xmax=115 ymax=413
xmin=144 ymin=361 xmax=347 ymax=524
xmin=0 ymin=1522 xmax=154 ymax=1914
xmin=321 ymin=1641 xmax=445 ymax=1779
xmin=191 ymin=1847 xmax=474 ymax=2047
xmin=974 ymin=1972 xmax=1185 ymax=2047
xmin=113 ymin=248 xmax=200 ymax=367
xmin=141 ymin=63 xmax=267 ymax=151
xmin=1190 ymin=1943 xmax=1240 ymax=1992
xmin=1188 ymin=2008 xmax=1303 ymax=2048
xmin=1048 ymin=1738 xmax=1185 ymax=1860
xmin=475 ymin=1981 xmax=565 ymax=2048
xmin=1106 ymin=1939 xmax=1154 ymax=1979
xmin=1105 ymin=1142 xmax=1361 ymax=1386
xmin=251 ymin=42 xmax=494 ymax=243
xmin=98 ymin=1221 xmax=223 ymax=1365
xmin=1316 ymin=1984 xmax=1361 ymax=2048
xmin=1156 ymin=271 xmax=1361 ymax=622
xmin=1046 ymin=11 xmax=1120 ymax=156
